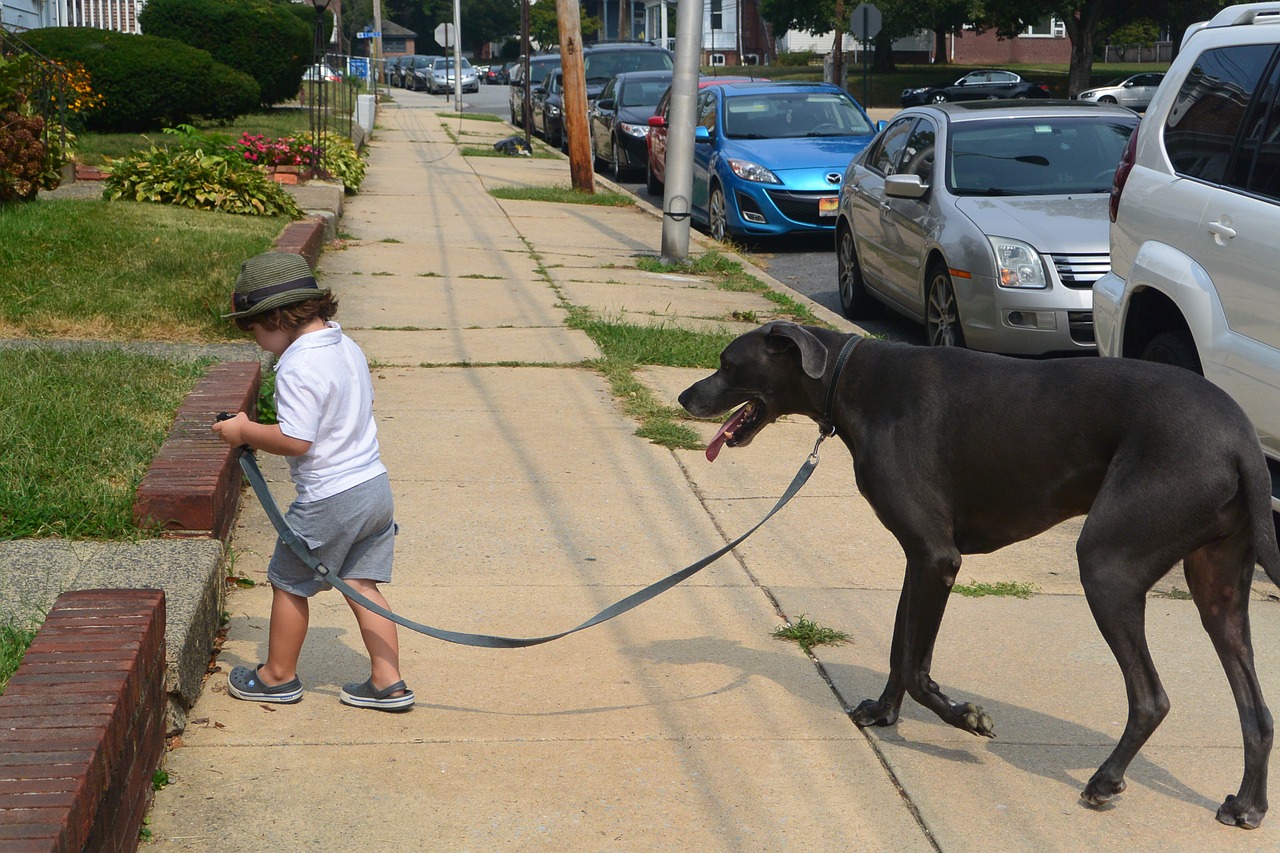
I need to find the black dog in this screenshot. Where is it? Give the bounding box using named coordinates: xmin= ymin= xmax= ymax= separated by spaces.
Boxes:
xmin=679 ymin=321 xmax=1280 ymax=828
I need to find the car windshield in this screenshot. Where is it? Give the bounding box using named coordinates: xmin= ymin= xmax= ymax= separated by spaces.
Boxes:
xmin=619 ymin=78 xmax=671 ymax=108
xmin=583 ymin=51 xmax=672 ymax=83
xmin=948 ymin=116 xmax=1138 ymax=196
xmin=529 ymin=59 xmax=558 ymax=85
xmin=723 ymin=92 xmax=873 ymax=139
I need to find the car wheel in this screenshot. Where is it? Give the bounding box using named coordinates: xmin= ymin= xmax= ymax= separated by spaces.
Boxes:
xmin=1141 ymin=329 xmax=1203 ymax=375
xmin=611 ymin=139 xmax=626 ymax=181
xmin=837 ymin=222 xmax=882 ymax=319
xmin=1099 ymin=95 xmax=1118 ymax=104
xmin=930 ymin=92 xmax=948 ymax=104
xmin=925 ymin=264 xmax=965 ymax=347
xmin=709 ymin=184 xmax=729 ymax=242
xmin=646 ymin=160 xmax=663 ymax=196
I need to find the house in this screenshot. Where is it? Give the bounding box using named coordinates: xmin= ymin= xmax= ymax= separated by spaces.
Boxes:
xmin=774 ymin=16 xmax=1070 ymax=66
xmin=2 ymin=0 xmax=141 ymax=33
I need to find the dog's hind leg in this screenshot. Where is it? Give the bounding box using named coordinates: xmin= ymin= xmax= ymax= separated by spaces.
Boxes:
xmin=1076 ymin=526 xmax=1175 ymax=808
xmin=1183 ymin=537 xmax=1273 ymax=828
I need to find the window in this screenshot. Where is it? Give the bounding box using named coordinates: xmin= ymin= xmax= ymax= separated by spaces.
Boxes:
xmin=710 ymin=0 xmax=722 ymax=30
xmin=867 ymin=118 xmax=914 ymax=175
xmin=1229 ymin=57 xmax=1280 ymax=201
xmin=709 ymin=53 xmax=727 ymax=66
xmin=899 ymin=119 xmax=937 ymax=185
xmin=1023 ymin=16 xmax=1066 ymax=38
xmin=1164 ymin=44 xmax=1276 ymax=184
xmin=697 ymin=92 xmax=717 ymax=134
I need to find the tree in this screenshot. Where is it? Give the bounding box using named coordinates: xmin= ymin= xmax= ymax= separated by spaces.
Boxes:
xmin=529 ymin=1 xmax=600 ymax=49
xmin=462 ymin=0 xmax=520 ymax=55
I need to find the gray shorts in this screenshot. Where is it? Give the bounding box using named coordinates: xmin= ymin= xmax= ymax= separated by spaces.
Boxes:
xmin=268 ymin=473 xmax=396 ymax=597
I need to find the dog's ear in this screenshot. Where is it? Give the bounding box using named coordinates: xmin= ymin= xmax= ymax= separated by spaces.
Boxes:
xmin=762 ymin=322 xmax=827 ymax=379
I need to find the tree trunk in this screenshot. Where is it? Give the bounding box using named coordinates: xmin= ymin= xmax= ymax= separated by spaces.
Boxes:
xmin=934 ymin=27 xmax=947 ymax=64
xmin=873 ymin=30 xmax=895 ymax=72
xmin=831 ymin=0 xmax=846 ymax=92
xmin=1063 ymin=1 xmax=1104 ymax=97
xmin=618 ymin=0 xmax=630 ymax=40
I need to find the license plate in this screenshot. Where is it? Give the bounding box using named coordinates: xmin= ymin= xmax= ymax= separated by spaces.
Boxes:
xmin=818 ymin=196 xmax=839 ymax=217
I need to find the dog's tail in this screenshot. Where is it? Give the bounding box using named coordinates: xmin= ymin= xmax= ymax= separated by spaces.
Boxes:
xmin=1242 ymin=453 xmax=1280 ymax=589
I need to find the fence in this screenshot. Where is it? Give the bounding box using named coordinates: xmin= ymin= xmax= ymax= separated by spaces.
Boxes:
xmin=1103 ymin=42 xmax=1174 ymax=63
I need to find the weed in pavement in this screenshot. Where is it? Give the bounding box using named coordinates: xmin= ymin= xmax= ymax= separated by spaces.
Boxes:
xmin=772 ymin=615 xmax=851 ymax=654
xmin=489 ymin=185 xmax=634 ymax=207
xmin=0 ymin=622 xmax=36 ymax=695
xmin=951 ymin=581 xmax=1038 ymax=599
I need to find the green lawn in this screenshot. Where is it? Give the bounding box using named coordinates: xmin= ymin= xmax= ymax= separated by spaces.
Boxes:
xmin=0 ymin=200 xmax=280 ymax=341
xmin=76 ymin=107 xmax=318 ymax=166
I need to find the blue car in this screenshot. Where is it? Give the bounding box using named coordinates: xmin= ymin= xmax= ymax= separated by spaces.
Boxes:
xmin=691 ymin=82 xmax=881 ymax=240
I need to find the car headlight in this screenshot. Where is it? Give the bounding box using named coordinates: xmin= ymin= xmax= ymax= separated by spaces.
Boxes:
xmin=619 ymin=122 xmax=649 ymax=139
xmin=903 ymin=87 xmax=929 ymax=95
xmin=988 ymin=236 xmax=1048 ymax=289
xmin=1077 ymin=90 xmax=1098 ymax=100
xmin=727 ymin=158 xmax=781 ymax=184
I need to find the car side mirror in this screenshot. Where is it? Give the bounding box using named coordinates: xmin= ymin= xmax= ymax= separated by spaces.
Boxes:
xmin=597 ymin=98 xmax=615 ymax=110
xmin=695 ymin=125 xmax=711 ymax=143
xmin=534 ymin=85 xmax=546 ymax=95
xmin=875 ymin=120 xmax=888 ymax=132
xmin=648 ymin=115 xmax=667 ymax=128
xmin=884 ymin=174 xmax=928 ymax=199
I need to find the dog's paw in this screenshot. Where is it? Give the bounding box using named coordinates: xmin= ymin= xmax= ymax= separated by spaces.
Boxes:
xmin=1082 ymin=775 xmax=1126 ymax=806
xmin=959 ymin=702 xmax=995 ymax=738
xmin=1216 ymin=794 xmax=1266 ymax=829
xmin=851 ymin=698 xmax=899 ymax=728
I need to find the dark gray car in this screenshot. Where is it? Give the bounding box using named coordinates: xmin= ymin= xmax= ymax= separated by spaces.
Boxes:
xmin=835 ymin=101 xmax=1138 ymax=355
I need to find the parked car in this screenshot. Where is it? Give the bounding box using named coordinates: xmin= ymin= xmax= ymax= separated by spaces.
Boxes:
xmin=836 ymin=101 xmax=1138 ymax=354
xmin=901 ymin=69 xmax=1050 ymax=106
xmin=510 ymin=54 xmax=562 ymax=127
xmin=383 ymin=56 xmax=406 ymax=85
xmin=1095 ymin=3 xmax=1280 ymax=487
xmin=690 ymin=81 xmax=880 ymax=241
xmin=645 ymin=76 xmax=765 ymax=196
xmin=401 ymin=55 xmax=440 ymax=90
xmin=531 ymin=67 xmax=566 ymax=147
xmin=590 ymin=70 xmax=673 ymax=179
xmin=483 ymin=64 xmax=504 ymax=85
xmin=1073 ymin=72 xmax=1165 ymax=111
xmin=580 ymin=42 xmax=673 ymax=103
xmin=302 ymin=63 xmax=341 ymax=83
xmin=429 ymin=57 xmax=479 ymax=94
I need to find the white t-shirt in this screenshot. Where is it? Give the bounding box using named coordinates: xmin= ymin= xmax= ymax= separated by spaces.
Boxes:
xmin=274 ymin=322 xmax=387 ymax=501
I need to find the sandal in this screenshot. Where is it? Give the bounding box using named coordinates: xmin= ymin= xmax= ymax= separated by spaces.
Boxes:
xmin=340 ymin=678 xmax=415 ymax=712
xmin=228 ymin=664 xmax=303 ymax=704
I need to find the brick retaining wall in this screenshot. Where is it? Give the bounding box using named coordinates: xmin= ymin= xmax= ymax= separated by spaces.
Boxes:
xmin=0 ymin=589 xmax=167 ymax=852
xmin=132 ymin=362 xmax=261 ymax=539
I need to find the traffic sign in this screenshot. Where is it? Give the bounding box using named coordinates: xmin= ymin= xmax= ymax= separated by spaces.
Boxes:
xmin=849 ymin=3 xmax=882 ymax=41
xmin=356 ymin=30 xmax=380 ymax=39
xmin=434 ymin=23 xmax=454 ymax=48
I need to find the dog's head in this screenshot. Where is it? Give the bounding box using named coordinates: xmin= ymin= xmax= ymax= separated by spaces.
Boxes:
xmin=678 ymin=322 xmax=830 ymax=461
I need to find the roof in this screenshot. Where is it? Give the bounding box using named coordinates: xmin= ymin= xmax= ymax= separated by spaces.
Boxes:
xmin=358 ymin=19 xmax=415 ymax=37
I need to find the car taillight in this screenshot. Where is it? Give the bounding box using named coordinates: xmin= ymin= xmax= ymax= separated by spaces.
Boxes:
xmin=1037 ymin=83 xmax=1050 ymax=94
xmin=1110 ymin=125 xmax=1139 ymax=223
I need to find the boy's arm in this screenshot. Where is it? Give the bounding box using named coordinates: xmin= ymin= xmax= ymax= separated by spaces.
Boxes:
xmin=212 ymin=412 xmax=312 ymax=457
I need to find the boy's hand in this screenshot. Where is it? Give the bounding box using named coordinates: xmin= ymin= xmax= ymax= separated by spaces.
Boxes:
xmin=213 ymin=411 xmax=250 ymax=447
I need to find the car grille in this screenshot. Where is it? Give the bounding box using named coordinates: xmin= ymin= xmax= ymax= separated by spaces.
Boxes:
xmin=1050 ymin=253 xmax=1109 ymax=289
xmin=766 ymin=190 xmax=837 ymax=226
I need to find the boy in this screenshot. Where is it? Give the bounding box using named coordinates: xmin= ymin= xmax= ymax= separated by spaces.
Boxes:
xmin=213 ymin=251 xmax=413 ymax=712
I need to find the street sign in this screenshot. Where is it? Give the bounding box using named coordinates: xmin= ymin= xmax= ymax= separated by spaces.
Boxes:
xmin=349 ymin=58 xmax=369 ymax=77
xmin=434 ymin=23 xmax=454 ymax=48
xmin=849 ymin=3 xmax=882 ymax=41
xmin=356 ymin=30 xmax=380 ymax=39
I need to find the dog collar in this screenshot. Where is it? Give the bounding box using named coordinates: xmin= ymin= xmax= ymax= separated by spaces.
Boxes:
xmin=821 ymin=335 xmax=862 ymax=432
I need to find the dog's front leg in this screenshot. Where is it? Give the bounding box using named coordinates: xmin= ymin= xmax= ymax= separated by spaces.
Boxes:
xmin=855 ymin=549 xmax=996 ymax=738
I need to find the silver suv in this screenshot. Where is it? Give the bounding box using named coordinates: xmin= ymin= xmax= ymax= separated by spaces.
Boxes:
xmin=1094 ymin=3 xmax=1280 ymax=504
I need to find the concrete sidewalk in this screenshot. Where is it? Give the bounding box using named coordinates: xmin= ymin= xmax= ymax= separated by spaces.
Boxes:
xmin=147 ymin=90 xmax=1280 ymax=851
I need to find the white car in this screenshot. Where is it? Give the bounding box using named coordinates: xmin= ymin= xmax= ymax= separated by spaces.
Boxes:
xmin=429 ymin=57 xmax=479 ymax=94
xmin=1072 ymin=72 xmax=1164 ymax=111
xmin=1094 ymin=3 xmax=1280 ymax=506
xmin=302 ymin=64 xmax=341 ymax=83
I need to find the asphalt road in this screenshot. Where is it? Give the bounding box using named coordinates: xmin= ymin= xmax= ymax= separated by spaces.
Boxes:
xmin=451 ymin=81 xmax=925 ymax=343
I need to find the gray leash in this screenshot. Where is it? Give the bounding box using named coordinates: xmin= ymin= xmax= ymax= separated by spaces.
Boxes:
xmin=224 ymin=416 xmax=829 ymax=648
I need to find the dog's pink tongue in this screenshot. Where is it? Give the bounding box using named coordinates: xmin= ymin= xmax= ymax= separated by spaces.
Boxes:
xmin=706 ymin=404 xmax=751 ymax=462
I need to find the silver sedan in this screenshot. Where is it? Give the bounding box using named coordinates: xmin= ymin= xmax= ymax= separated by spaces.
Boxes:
xmin=1073 ymin=73 xmax=1164 ymax=111
xmin=834 ymin=101 xmax=1138 ymax=355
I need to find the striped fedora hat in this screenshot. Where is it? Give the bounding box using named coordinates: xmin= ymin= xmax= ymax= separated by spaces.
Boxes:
xmin=224 ymin=252 xmax=329 ymax=319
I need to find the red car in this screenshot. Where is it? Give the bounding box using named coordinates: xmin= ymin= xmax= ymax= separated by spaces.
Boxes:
xmin=645 ymin=76 xmax=766 ymax=196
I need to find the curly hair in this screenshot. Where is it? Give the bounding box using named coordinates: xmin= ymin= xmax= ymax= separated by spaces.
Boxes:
xmin=235 ymin=292 xmax=340 ymax=333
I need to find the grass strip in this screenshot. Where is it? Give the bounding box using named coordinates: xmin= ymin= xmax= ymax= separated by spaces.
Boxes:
xmin=76 ymin=109 xmax=317 ymax=166
xmin=0 ymin=200 xmax=280 ymax=342
xmin=489 ymin=185 xmax=634 ymax=207
xmin=772 ymin=615 xmax=851 ymax=654
xmin=637 ymin=251 xmax=823 ymax=326
xmin=951 ymin=581 xmax=1038 ymax=599
xmin=0 ymin=622 xmax=37 ymax=696
xmin=0 ymin=350 xmax=209 ymax=539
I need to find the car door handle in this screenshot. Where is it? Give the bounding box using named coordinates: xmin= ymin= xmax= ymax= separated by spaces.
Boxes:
xmin=1207 ymin=218 xmax=1236 ymax=243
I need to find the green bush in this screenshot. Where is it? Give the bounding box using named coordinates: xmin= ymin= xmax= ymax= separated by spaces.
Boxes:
xmin=204 ymin=62 xmax=260 ymax=122
xmin=19 ymin=27 xmax=251 ymax=132
xmin=315 ymin=131 xmax=366 ymax=192
xmin=105 ymin=135 xmax=303 ymax=216
xmin=139 ymin=0 xmax=312 ymax=107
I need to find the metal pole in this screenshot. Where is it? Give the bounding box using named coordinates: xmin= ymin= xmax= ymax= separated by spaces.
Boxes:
xmin=452 ymin=0 xmax=463 ymax=104
xmin=521 ymin=0 xmax=532 ymax=149
xmin=372 ymin=0 xmax=384 ymax=95
xmin=659 ymin=0 xmax=703 ymax=263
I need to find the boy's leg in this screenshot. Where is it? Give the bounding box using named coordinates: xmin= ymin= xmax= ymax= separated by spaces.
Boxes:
xmin=260 ymin=585 xmax=309 ymax=685
xmin=343 ymin=578 xmax=406 ymax=694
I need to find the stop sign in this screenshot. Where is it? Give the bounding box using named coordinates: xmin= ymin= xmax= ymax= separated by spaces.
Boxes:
xmin=849 ymin=3 xmax=882 ymax=41
xmin=434 ymin=23 xmax=454 ymax=48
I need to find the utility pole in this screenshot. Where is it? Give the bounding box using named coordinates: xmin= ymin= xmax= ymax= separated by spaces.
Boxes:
xmin=521 ymin=0 xmax=532 ymax=148
xmin=659 ymin=0 xmax=702 ymax=262
xmin=556 ymin=0 xmax=594 ymax=191
xmin=618 ymin=0 xmax=630 ymax=39
xmin=372 ymin=0 xmax=384 ymax=93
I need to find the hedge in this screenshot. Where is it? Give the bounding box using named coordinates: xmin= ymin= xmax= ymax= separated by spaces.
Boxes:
xmin=19 ymin=28 xmax=258 ymax=132
xmin=139 ymin=0 xmax=312 ymax=108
